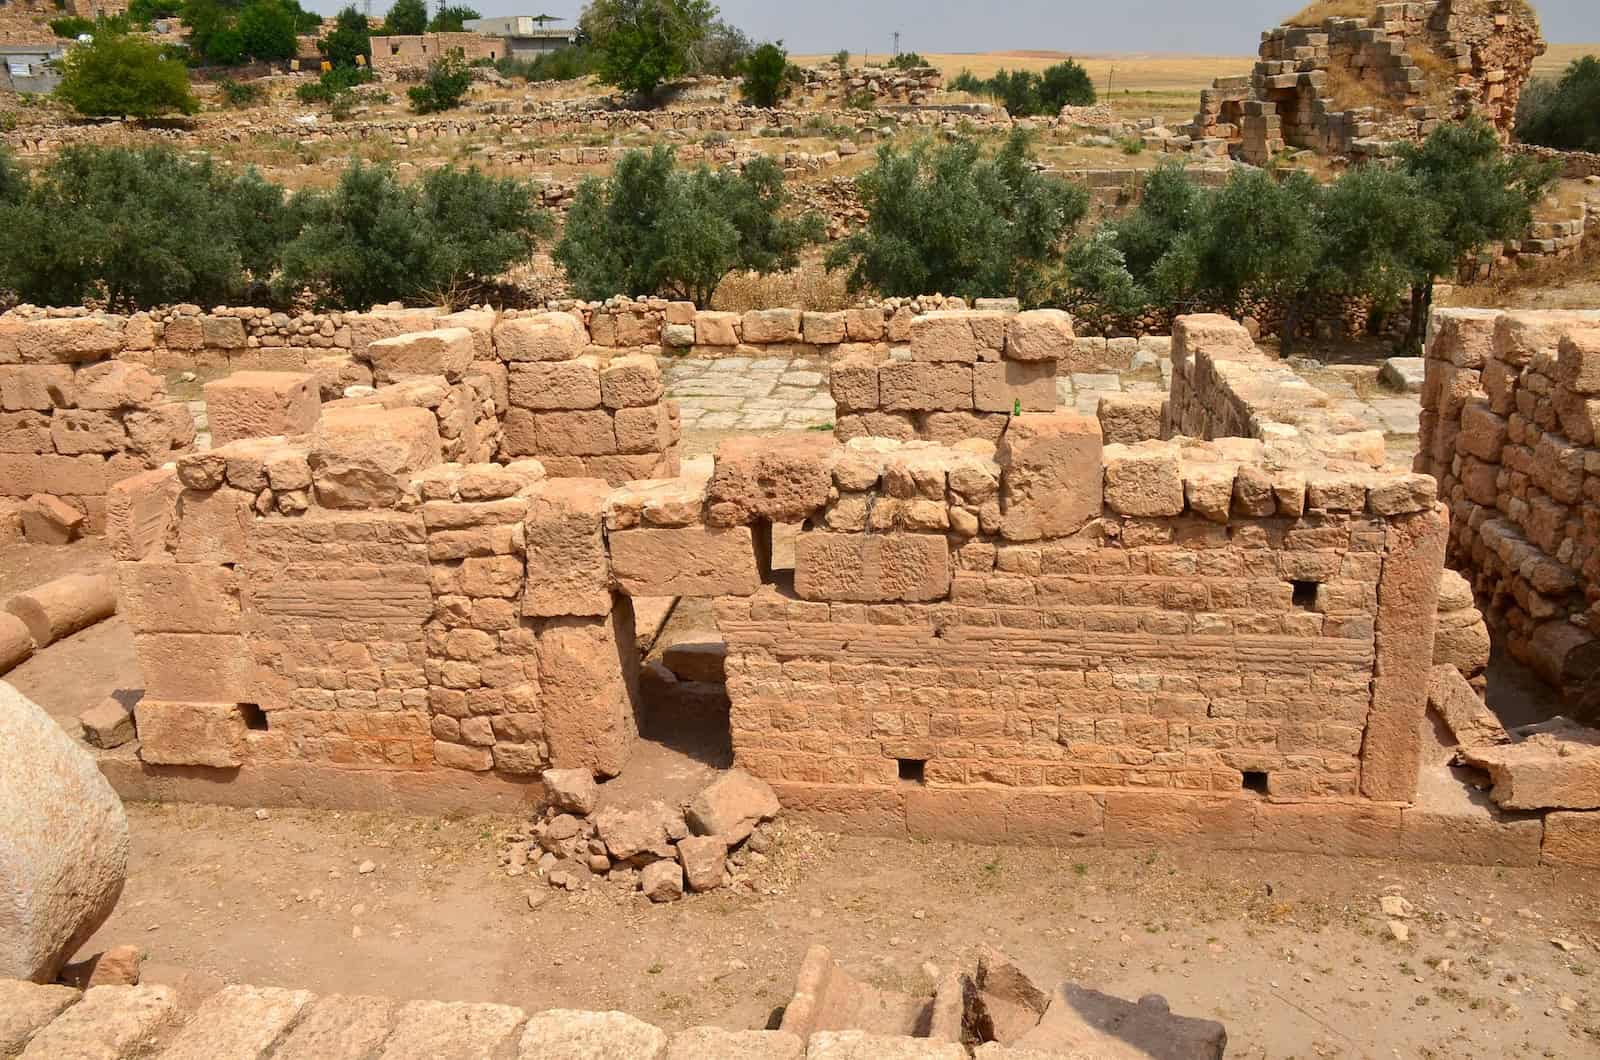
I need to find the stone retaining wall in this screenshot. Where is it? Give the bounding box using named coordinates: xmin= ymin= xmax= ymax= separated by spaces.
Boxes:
xmin=0 ymin=317 xmax=195 ymax=535
xmin=1415 ymin=307 xmax=1600 ymax=695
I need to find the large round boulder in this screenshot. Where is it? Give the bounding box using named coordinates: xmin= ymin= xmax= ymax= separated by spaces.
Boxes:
xmin=0 ymin=681 xmax=129 ymax=982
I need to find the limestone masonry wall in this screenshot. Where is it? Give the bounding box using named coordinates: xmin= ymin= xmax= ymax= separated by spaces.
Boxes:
xmin=0 ymin=316 xmax=195 ymax=536
xmin=1416 ymin=308 xmax=1600 ymax=697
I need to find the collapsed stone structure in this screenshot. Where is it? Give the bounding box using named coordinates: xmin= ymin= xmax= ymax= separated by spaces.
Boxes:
xmin=75 ymin=302 xmax=1593 ymax=867
xmin=369 ymin=32 xmax=504 ymax=78
xmin=0 ymin=316 xmax=195 ymax=538
xmin=1188 ymin=0 xmax=1545 ymax=164
xmin=795 ymin=63 xmax=944 ymax=106
xmin=1416 ymin=309 xmax=1600 ymax=700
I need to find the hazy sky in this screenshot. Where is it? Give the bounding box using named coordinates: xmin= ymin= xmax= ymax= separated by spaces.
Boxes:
xmin=326 ymin=1 xmax=1600 ymax=54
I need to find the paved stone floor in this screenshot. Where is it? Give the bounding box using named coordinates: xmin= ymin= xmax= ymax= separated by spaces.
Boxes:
xmin=664 ymin=352 xmax=1420 ymax=469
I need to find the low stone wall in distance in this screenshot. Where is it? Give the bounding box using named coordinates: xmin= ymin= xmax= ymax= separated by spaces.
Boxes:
xmin=0 ymin=316 xmax=195 ymax=536
xmin=1415 ymin=307 xmax=1600 ymax=696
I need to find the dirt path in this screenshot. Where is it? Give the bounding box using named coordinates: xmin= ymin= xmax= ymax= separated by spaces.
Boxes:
xmin=78 ymin=800 xmax=1600 ymax=1058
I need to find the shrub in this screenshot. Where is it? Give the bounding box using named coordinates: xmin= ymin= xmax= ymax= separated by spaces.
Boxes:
xmin=554 ymin=146 xmax=822 ymax=306
xmin=280 ymin=161 xmax=548 ymax=308
xmin=217 ymin=77 xmax=266 ymax=107
xmin=127 ymin=0 xmax=183 ymax=24
xmin=844 ymin=89 xmax=875 ymax=111
xmin=826 ymin=131 xmax=1089 ymax=303
xmin=0 ymin=145 xmax=24 ymax=206
xmin=0 ymin=145 xmax=279 ymax=308
xmin=54 ymin=31 xmax=199 ymax=118
xmin=1516 ymin=55 xmax=1600 ymax=152
xmin=949 ymin=60 xmax=1095 ymax=117
xmin=204 ymin=27 xmax=246 ymax=66
xmin=296 ymin=64 xmax=375 ymax=104
xmin=382 ymin=0 xmax=427 ymax=36
xmin=407 ymin=52 xmax=472 ymax=114
xmin=49 ymin=16 xmax=95 ymax=37
xmin=496 ymin=47 xmax=597 ymax=82
xmin=581 ymin=0 xmax=715 ymax=99
xmin=740 ymin=41 xmax=789 ymax=107
xmin=319 ymin=4 xmax=372 ymax=69
xmin=428 ymin=4 xmax=480 ymax=32
xmin=832 ymin=49 xmax=849 ymax=71
xmin=887 ymin=52 xmax=926 ymax=70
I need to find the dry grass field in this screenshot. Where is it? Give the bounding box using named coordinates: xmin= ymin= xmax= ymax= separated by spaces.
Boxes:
xmin=1536 ymin=42 xmax=1599 ymax=80
xmin=798 ymin=51 xmax=1256 ymax=94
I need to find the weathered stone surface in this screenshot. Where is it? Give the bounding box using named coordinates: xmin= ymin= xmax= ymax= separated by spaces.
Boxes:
xmin=1461 ymin=719 xmax=1600 ymax=810
xmin=273 ymin=995 xmax=397 ymax=1060
xmin=78 ymin=699 xmax=135 ymax=749
xmin=794 ymin=532 xmax=951 ymax=603
xmin=537 ymin=615 xmax=634 ymax=779
xmin=0 ymin=979 xmax=79 ymax=1056
xmin=594 ymin=802 xmax=677 ymax=864
xmin=1542 ymin=811 xmax=1600 ymax=868
xmin=203 ymin=371 xmax=320 ymax=447
xmin=0 ymin=613 xmax=33 ymax=675
xmin=57 ymin=945 xmax=142 ymax=990
xmin=517 ymin=1009 xmax=667 ymax=1059
xmin=807 ymin=1031 xmax=966 ymax=1059
xmin=0 ymin=684 xmax=129 ymax=983
xmin=4 ymin=573 xmax=115 ymax=650
xmin=706 ymin=435 xmax=834 ymax=527
xmin=378 ymin=1000 xmax=526 ymax=1060
xmin=609 ymin=526 xmax=762 ymax=598
xmin=20 ymin=494 xmax=82 ymax=545
xmin=1102 ymin=440 xmax=1184 ymax=517
xmin=19 ymin=984 xmax=177 ymax=1059
xmin=134 ymin=700 xmax=249 ymax=769
xmin=676 ymin=835 xmax=727 ymax=892
xmin=972 ymin=946 xmax=1049 ymax=1043
xmin=641 ymin=860 xmax=684 ymax=903
xmin=685 ymin=769 xmax=779 ymax=843
xmin=366 ymin=328 xmax=474 ymax=384
xmin=996 ymin=412 xmax=1102 ymax=541
xmin=308 ymin=406 xmax=441 ymax=510
xmin=1427 ymin=665 xmax=1507 ymax=749
xmin=661 ymin=641 xmax=726 ymax=684
xmin=495 ymin=313 xmax=586 ymax=362
xmin=665 ymin=1027 xmax=802 ymax=1060
xmin=542 ymin=768 xmax=599 ymax=816
xmin=1004 ymin=309 xmax=1075 ymax=363
xmin=160 ymin=984 xmax=314 ymax=1060
xmin=523 ymin=479 xmax=613 ymax=618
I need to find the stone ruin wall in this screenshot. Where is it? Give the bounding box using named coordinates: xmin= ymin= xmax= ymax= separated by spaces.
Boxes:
xmin=83 ymin=305 xmax=1597 ymax=866
xmin=0 ymin=317 xmax=196 ymax=538
xmin=1416 ymin=308 xmax=1600 ymax=699
xmin=369 ymin=32 xmax=504 ymax=79
xmin=794 ymin=64 xmax=943 ymax=106
xmin=1189 ymin=0 xmax=1544 ymax=164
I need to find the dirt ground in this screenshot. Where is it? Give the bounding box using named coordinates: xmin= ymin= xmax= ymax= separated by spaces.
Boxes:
xmin=74 ymin=799 xmax=1600 ymax=1058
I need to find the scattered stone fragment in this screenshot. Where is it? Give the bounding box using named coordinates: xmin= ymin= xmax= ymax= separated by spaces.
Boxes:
xmin=676 ymin=835 xmax=727 ymax=893
xmin=685 ymin=770 xmax=780 ymax=844
xmin=641 ymin=861 xmax=684 ymax=903
xmin=518 ymin=1009 xmax=668 ymax=1059
xmin=77 ymin=700 xmax=135 ymax=750
xmin=57 ymin=945 xmax=142 ymax=989
xmin=543 ymin=768 xmax=599 ymax=816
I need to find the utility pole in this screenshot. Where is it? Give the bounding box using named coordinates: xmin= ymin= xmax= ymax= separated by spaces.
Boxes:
xmin=1108 ymin=65 xmax=1114 ymax=97
xmin=892 ymin=31 xmax=900 ymax=58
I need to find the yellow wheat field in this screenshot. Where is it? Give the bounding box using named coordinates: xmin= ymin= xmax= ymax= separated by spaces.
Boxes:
xmin=796 ymin=51 xmax=1256 ymax=94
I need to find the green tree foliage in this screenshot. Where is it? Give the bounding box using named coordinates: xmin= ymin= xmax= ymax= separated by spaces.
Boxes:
xmin=217 ymin=77 xmax=266 ymax=107
xmin=320 ymin=5 xmax=372 ymax=68
xmin=581 ymin=0 xmax=716 ymax=99
xmin=0 ymin=145 xmax=25 ymax=207
xmin=832 ymin=49 xmax=849 ymax=71
xmin=295 ymin=64 xmax=376 ymax=103
xmin=826 ymin=131 xmax=1089 ymax=303
xmin=554 ymin=146 xmax=821 ymax=306
xmin=948 ymin=60 xmax=1095 ymax=116
xmin=1059 ymin=230 xmax=1148 ymax=331
xmin=0 ymin=146 xmax=282 ymax=308
xmin=54 ymin=31 xmax=199 ymax=118
xmin=280 ymin=161 xmax=548 ymax=308
xmin=1314 ymin=163 xmax=1443 ymax=325
xmin=887 ymin=52 xmax=925 ymax=70
xmin=1395 ymin=116 xmax=1556 ymax=350
xmin=382 ymin=0 xmax=427 ymax=36
xmin=695 ymin=18 xmax=750 ymax=77
xmin=1516 ymin=55 xmax=1600 ymax=152
xmin=127 ymin=0 xmax=184 ymax=25
xmin=236 ymin=0 xmax=299 ymax=62
xmin=428 ymin=5 xmax=481 ymax=32
xmin=740 ymin=41 xmax=789 ymax=107
xmin=49 ymin=16 xmax=96 ymax=37
xmin=407 ymin=52 xmax=472 ymax=113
